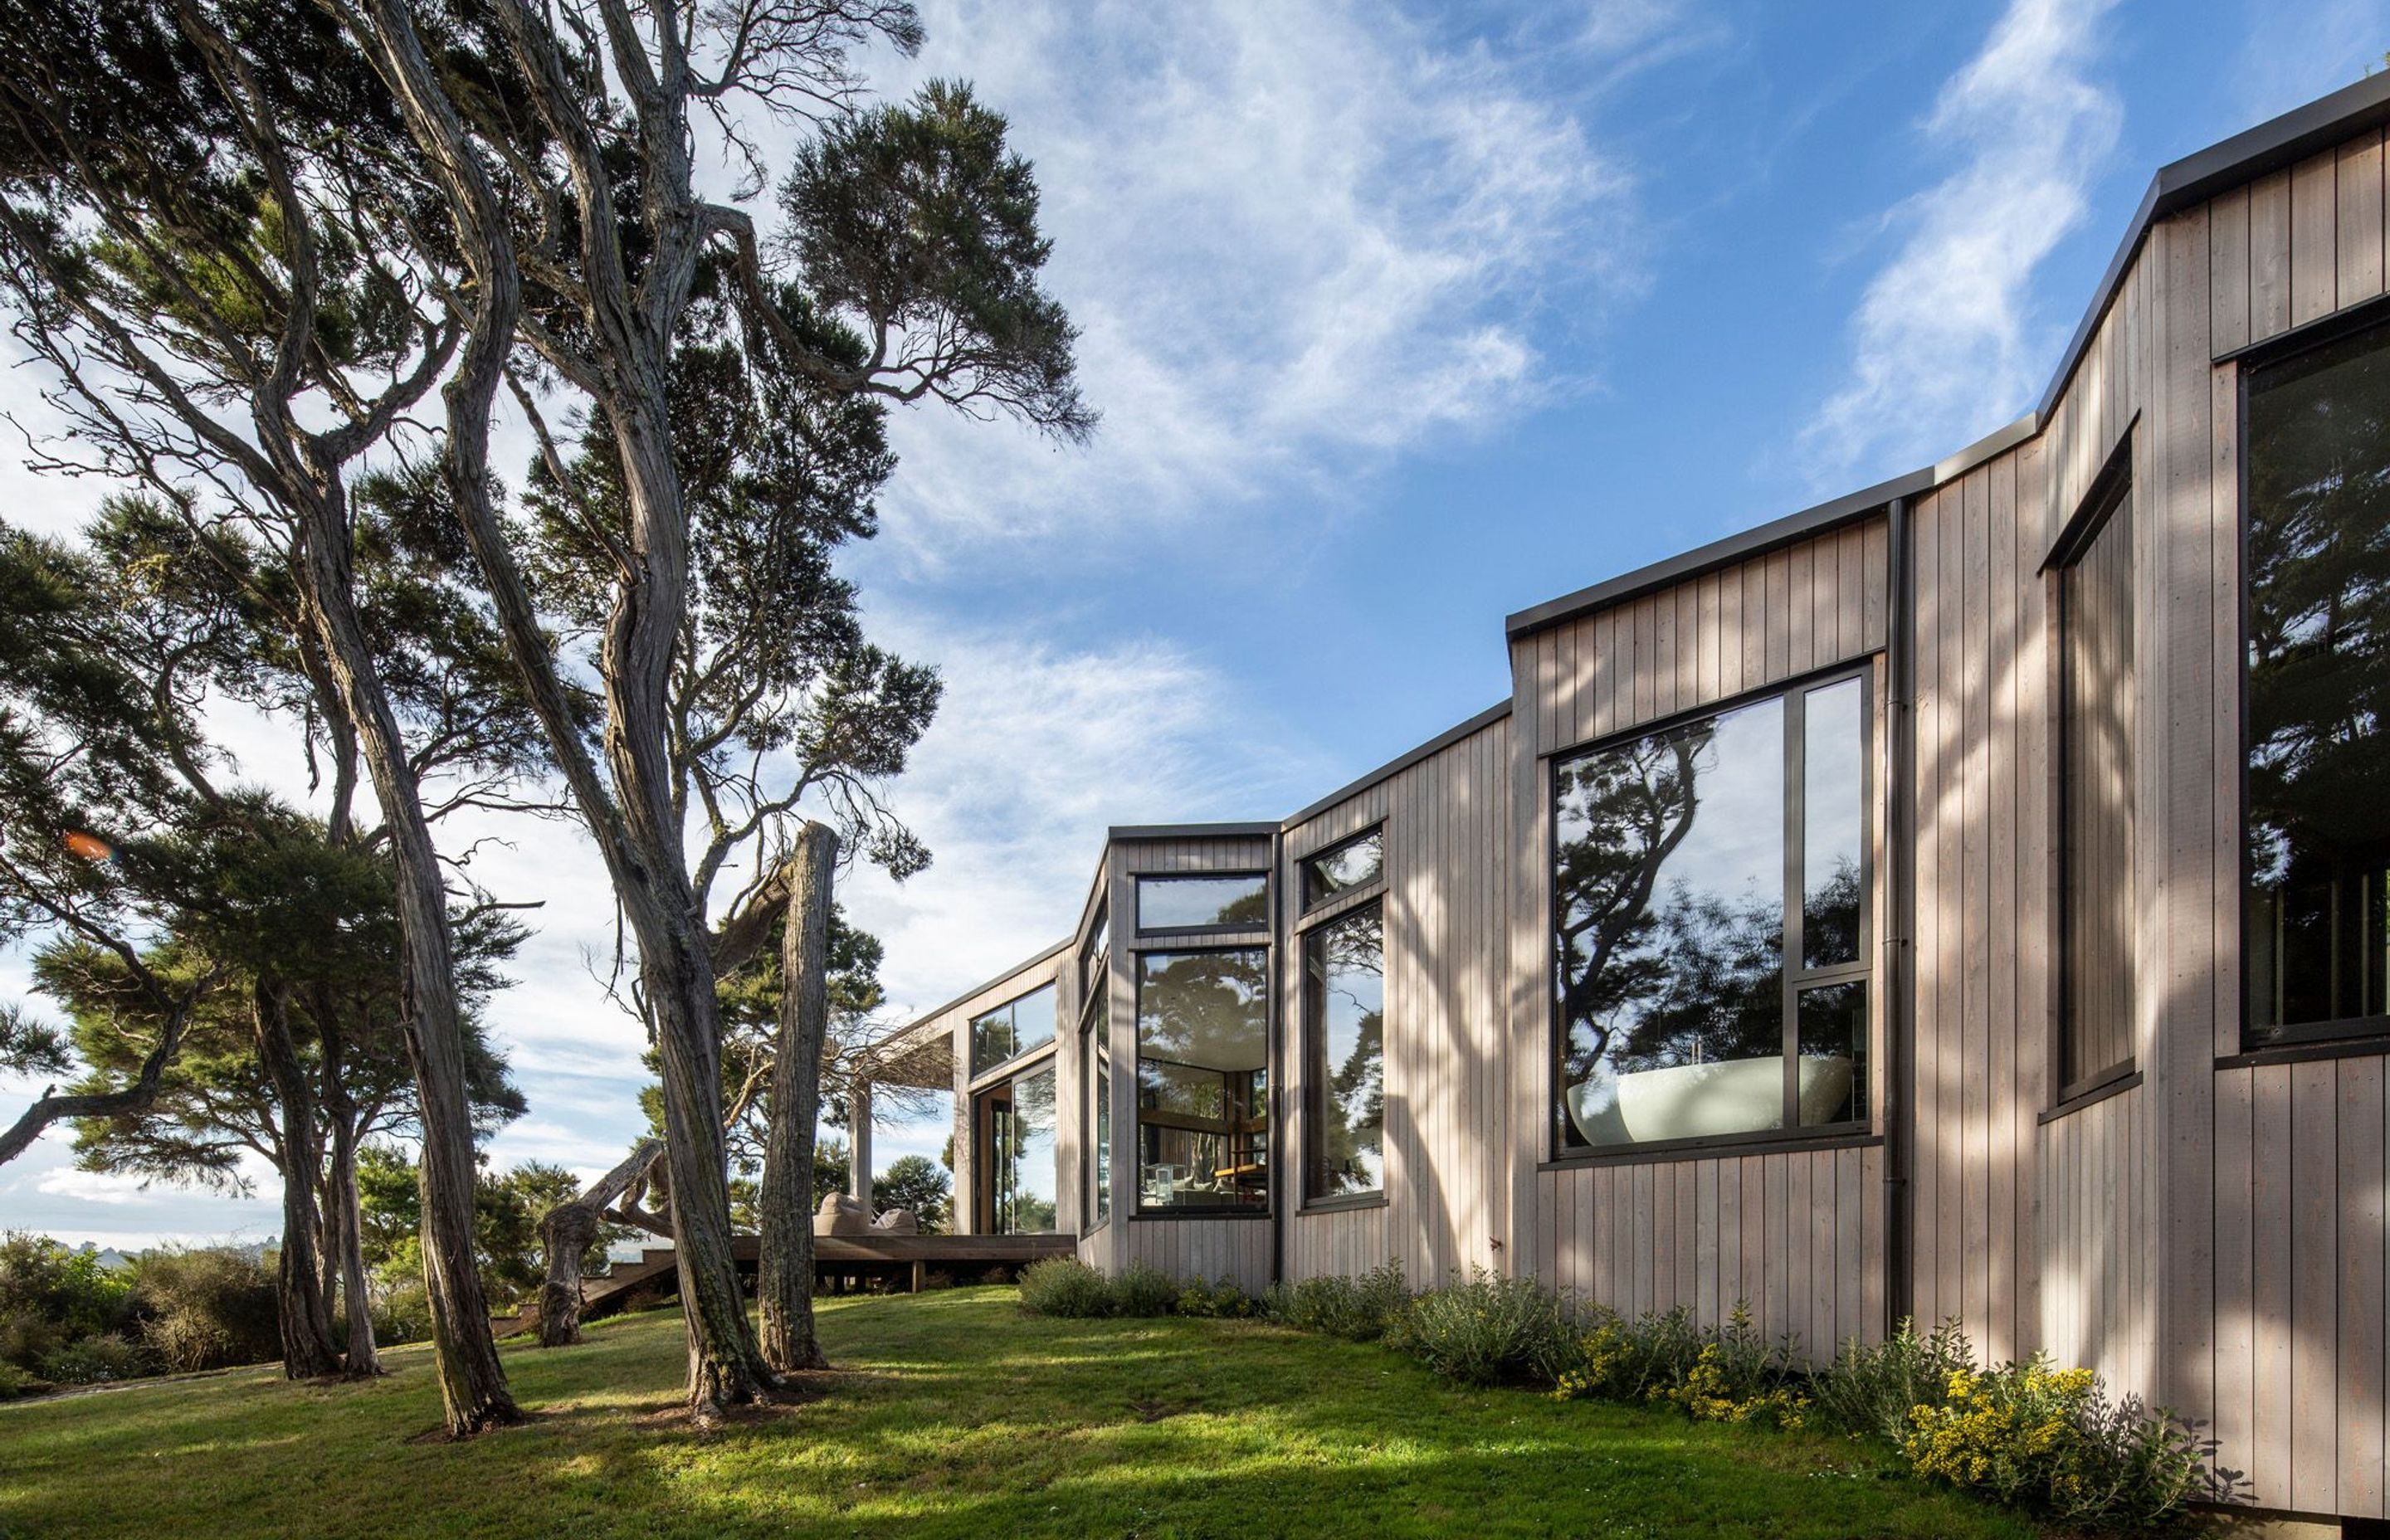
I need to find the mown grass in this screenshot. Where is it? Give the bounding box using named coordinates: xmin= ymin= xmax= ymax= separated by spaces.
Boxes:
xmin=0 ymin=1288 xmax=2037 ymax=1539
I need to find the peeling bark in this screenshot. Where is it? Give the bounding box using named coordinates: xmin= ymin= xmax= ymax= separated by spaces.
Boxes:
xmin=758 ymin=823 xmax=836 ymax=1372
xmin=254 ymin=981 xmax=341 ymax=1380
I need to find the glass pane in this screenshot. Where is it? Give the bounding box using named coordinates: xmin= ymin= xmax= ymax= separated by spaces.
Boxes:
xmin=1136 ymin=948 xmax=1269 ymax=1210
xmin=1012 ymin=983 xmax=1057 ymax=1059
xmin=1093 ymin=1052 xmax=1111 ymax=1226
xmin=968 ymin=1005 xmax=1013 ymax=1079
xmin=2246 ymin=322 xmax=2390 ymax=1039
xmin=2061 ymin=498 xmax=2136 ymax=1083
xmin=1137 ymin=875 xmax=1268 ymax=931
xmin=1009 ymin=1065 xmax=1058 ymax=1233
xmin=1796 ymin=982 xmax=1867 ymax=1127
xmin=1303 ymin=831 xmax=1384 ymax=908
xmin=1802 ymin=679 xmax=1865 ymax=968
xmin=1305 ymin=902 xmax=1385 ymax=1200
xmin=1554 ymin=694 xmax=1787 ymax=1148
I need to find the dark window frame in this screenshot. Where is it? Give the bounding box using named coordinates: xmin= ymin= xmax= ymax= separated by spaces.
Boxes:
xmin=1300 ymin=825 xmax=1386 ymax=912
xmin=1132 ymin=943 xmax=1272 ymax=1216
xmin=973 ymin=1058 xmax=1063 ymax=1235
xmin=1544 ymin=660 xmax=1875 ymax=1165
xmin=2053 ymin=464 xmax=2139 ymax=1099
xmin=966 ymin=980 xmax=1060 ymax=1085
xmin=2237 ymin=311 xmax=2390 ymax=1052
xmin=1300 ymin=894 xmax=1387 ymax=1209
xmin=1134 ymin=871 xmax=1272 ymax=937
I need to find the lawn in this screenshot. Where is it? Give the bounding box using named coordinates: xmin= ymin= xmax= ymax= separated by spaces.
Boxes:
xmin=0 ymin=1288 xmax=2037 ymax=1540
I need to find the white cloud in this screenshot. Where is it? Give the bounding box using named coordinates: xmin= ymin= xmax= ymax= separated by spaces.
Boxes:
xmin=2231 ymin=0 xmax=2390 ymax=128
xmin=1801 ymin=0 xmax=2120 ymax=482
xmin=851 ymin=0 xmax=1645 ymax=568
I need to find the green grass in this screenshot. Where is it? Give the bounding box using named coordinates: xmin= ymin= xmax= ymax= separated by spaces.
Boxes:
xmin=0 ymin=1289 xmax=2038 ymax=1539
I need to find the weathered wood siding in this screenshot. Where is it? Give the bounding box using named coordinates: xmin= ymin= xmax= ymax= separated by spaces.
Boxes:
xmin=1281 ymin=713 xmax=1513 ymax=1288
xmin=1506 ymin=519 xmax=1891 ymax=1353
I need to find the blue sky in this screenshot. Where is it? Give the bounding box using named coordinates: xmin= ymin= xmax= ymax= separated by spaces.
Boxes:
xmin=4 ymin=0 xmax=2384 ymax=1245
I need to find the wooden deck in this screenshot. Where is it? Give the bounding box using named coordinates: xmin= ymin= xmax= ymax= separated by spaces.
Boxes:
xmin=511 ymin=1232 xmax=1076 ymax=1333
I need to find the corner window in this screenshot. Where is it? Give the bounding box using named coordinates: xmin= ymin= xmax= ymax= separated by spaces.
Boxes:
xmin=2246 ymin=319 xmax=2390 ymax=1046
xmin=1136 ymin=874 xmax=1268 ymax=933
xmin=976 ymin=1063 xmax=1058 ymax=1234
xmin=968 ymin=982 xmax=1057 ymax=1079
xmin=1135 ymin=948 xmax=1268 ymax=1211
xmin=1301 ymin=829 xmax=1383 ymax=909
xmin=1553 ymin=673 xmax=1871 ymax=1153
xmin=1303 ymin=899 xmax=1383 ymax=1201
xmin=2058 ymin=481 xmax=2136 ymax=1089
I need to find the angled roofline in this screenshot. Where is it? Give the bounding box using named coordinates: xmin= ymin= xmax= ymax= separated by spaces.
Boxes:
xmin=1507 ymin=70 xmax=2390 ymax=647
xmin=1281 ymin=699 xmax=1513 ymax=832
xmin=890 ymin=936 xmax=1071 ymax=1036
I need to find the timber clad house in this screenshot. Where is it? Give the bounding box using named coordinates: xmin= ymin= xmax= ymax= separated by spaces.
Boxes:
xmin=860 ymin=76 xmax=2390 ymax=1528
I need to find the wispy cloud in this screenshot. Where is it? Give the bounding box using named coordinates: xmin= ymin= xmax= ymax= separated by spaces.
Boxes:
xmin=852 ymin=0 xmax=1648 ymax=568
xmin=1801 ymin=0 xmax=2121 ymax=483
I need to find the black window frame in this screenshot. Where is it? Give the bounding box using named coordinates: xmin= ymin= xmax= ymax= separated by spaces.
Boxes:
xmin=967 ymin=981 xmax=1060 ymax=1082
xmin=1131 ymin=943 xmax=1272 ymax=1216
xmin=1300 ymin=893 xmax=1388 ymax=1211
xmin=1545 ymin=661 xmax=1875 ymax=1164
xmin=1133 ymin=871 xmax=1271 ymax=937
xmin=2052 ymin=460 xmax=2139 ymax=1100
xmin=973 ymin=1058 xmax=1063 ymax=1235
xmin=2237 ymin=309 xmax=2390 ymax=1053
xmin=1300 ymin=826 xmax=1385 ymax=912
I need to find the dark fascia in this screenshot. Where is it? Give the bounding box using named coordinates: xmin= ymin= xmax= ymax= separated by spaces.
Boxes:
xmin=1503 ymin=465 xmax=1935 ymax=642
xmin=1505 ymin=70 xmax=2390 ymax=648
xmin=1281 ymin=699 xmax=1514 ymax=832
xmin=888 ymin=937 xmax=1071 ymax=1038
xmin=1105 ymin=821 xmax=1280 ymax=841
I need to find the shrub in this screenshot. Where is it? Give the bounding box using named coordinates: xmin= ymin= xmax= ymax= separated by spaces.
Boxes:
xmin=367 ymin=1281 xmax=435 ymax=1347
xmin=1552 ymin=1305 xmax=1701 ymax=1403
xmin=1809 ymin=1315 xmax=1973 ymax=1440
xmin=1175 ymin=1274 xmax=1256 ymax=1318
xmin=1110 ymin=1261 xmax=1181 ymax=1318
xmin=130 ymin=1247 xmax=280 ymax=1372
xmin=1400 ymin=1268 xmax=1578 ymax=1386
xmin=1899 ymin=1358 xmax=2234 ymax=1531
xmin=1262 ymin=1262 xmax=1409 ymax=1342
xmin=0 ymin=1233 xmax=138 ymax=1374
xmin=37 ymin=1331 xmax=154 ymax=1385
xmin=1017 ymin=1258 xmax=1114 ymax=1318
xmin=1648 ymin=1308 xmax=1807 ymax=1428
xmin=0 ymin=1360 xmax=52 ymax=1399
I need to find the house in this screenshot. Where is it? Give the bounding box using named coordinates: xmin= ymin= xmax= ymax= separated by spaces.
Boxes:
xmin=859 ymin=72 xmax=2390 ymax=1528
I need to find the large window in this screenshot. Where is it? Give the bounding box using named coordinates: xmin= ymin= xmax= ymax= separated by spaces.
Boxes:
xmin=2059 ymin=482 xmax=2136 ymax=1089
xmin=1304 ymin=900 xmax=1384 ymax=1201
xmin=1302 ymin=829 xmax=1383 ymax=909
xmin=2246 ymin=320 xmax=2390 ymax=1045
xmin=977 ymin=1063 xmax=1058 ymax=1234
xmin=969 ymin=982 xmax=1056 ymax=1079
xmin=1137 ymin=874 xmax=1268 ymax=933
xmin=1553 ymin=674 xmax=1870 ymax=1153
xmin=1135 ymin=948 xmax=1269 ymax=1211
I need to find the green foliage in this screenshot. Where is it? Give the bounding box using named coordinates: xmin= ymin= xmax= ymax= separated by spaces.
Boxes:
xmin=1173 ymin=1275 xmax=1257 ymax=1319
xmin=1810 ymin=1315 xmax=1974 ymax=1440
xmin=1110 ymin=1262 xmax=1181 ymax=1318
xmin=37 ymin=1331 xmax=155 ymax=1385
xmin=1014 ymin=1258 xmax=1113 ymax=1318
xmin=0 ymin=1359 xmax=51 ymax=1399
xmin=1397 ymin=1267 xmax=1580 ymax=1386
xmin=1551 ymin=1304 xmax=1702 ymax=1403
xmin=366 ymin=1281 xmax=434 ymax=1348
xmin=356 ymin=1148 xmax=609 ymax=1313
xmin=1261 ymin=1261 xmax=1409 ymax=1342
xmin=129 ymin=1246 xmax=279 ymax=1373
xmin=0 ymin=1233 xmax=138 ymax=1375
xmin=870 ymin=1154 xmax=949 ymax=1231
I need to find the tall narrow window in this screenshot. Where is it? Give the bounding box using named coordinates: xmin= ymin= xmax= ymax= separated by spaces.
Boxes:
xmin=1080 ymin=909 xmax=1112 ymax=1226
xmin=977 ymin=1063 xmax=1059 ymax=1234
xmin=1554 ymin=672 xmax=1870 ymax=1152
xmin=2059 ymin=482 xmax=2136 ymax=1087
xmin=1091 ymin=1048 xmax=1112 ymax=1226
xmin=1304 ymin=900 xmax=1384 ymax=1201
xmin=1135 ymin=948 xmax=1269 ymax=1211
xmin=2246 ymin=321 xmax=2390 ymax=1045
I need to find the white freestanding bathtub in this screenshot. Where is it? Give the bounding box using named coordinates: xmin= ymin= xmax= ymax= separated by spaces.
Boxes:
xmin=1566 ymin=1054 xmax=1854 ymax=1147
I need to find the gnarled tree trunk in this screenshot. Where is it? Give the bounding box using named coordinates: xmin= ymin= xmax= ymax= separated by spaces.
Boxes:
xmin=325 ymin=1116 xmax=379 ymax=1376
xmin=758 ymin=823 xmax=837 ymax=1372
xmin=537 ymin=1137 xmax=663 ymax=1347
xmin=254 ymin=981 xmax=341 ymax=1379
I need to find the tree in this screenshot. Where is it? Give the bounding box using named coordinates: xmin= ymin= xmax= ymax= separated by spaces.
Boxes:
xmin=0 ymin=0 xmax=543 ymax=1434
xmin=324 ymin=0 xmax=1088 ymax=1421
xmin=872 ymin=1156 xmax=949 ymax=1234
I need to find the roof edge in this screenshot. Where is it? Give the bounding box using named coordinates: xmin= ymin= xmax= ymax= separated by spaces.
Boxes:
xmin=890 ymin=936 xmax=1071 ymax=1037
xmin=1282 ymin=699 xmax=1514 ymax=833
xmin=1105 ymin=821 xmax=1280 ymax=841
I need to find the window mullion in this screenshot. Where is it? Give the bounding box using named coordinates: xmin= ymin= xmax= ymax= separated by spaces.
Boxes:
xmin=1783 ymin=686 xmax=1806 ymax=1133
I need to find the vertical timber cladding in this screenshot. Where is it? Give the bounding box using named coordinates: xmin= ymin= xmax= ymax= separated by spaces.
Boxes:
xmin=1114 ymin=833 xmax=1277 ymax=1294
xmin=1278 ymin=711 xmax=1514 ymax=1289
xmin=2202 ymin=126 xmax=2390 ymax=1520
xmin=1509 ymin=518 xmax=1891 ymax=1355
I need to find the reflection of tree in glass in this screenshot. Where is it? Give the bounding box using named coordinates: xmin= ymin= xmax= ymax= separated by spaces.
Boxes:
xmin=1137 ymin=951 xmax=1269 ymax=1069
xmin=1609 ymin=885 xmax=1783 ymax=1070
xmin=1214 ymin=888 xmax=1269 ymax=928
xmin=2246 ymin=334 xmax=2390 ymax=1023
xmin=1554 ymin=726 xmax=1710 ymax=1081
xmin=1314 ymin=910 xmax=1383 ymax=1193
xmin=1802 ymin=858 xmax=1864 ymax=972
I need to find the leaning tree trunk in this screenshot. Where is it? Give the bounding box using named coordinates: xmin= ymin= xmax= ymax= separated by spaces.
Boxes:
xmin=254 ymin=982 xmax=342 ymax=1380
xmin=758 ymin=823 xmax=838 ymax=1372
xmin=325 ymin=1114 xmax=379 ymax=1375
xmin=291 ymin=506 xmax=518 ymax=1434
xmin=537 ymin=1138 xmax=663 ymax=1347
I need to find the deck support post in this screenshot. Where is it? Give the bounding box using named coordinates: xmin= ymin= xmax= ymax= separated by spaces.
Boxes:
xmin=847 ymin=1081 xmax=874 ymax=1202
